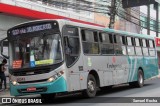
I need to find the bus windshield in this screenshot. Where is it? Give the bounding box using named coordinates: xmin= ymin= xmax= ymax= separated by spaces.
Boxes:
xmin=10 ymin=33 xmax=63 ymax=69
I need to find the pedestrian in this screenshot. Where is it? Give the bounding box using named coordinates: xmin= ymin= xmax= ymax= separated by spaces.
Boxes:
xmin=0 ymin=59 xmax=7 ymax=90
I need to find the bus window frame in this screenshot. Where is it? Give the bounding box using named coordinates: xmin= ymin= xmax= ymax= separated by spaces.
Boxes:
xmin=99 ymin=32 xmax=115 ymax=56
xmin=134 ymin=37 xmax=143 ymax=56
xmin=142 ymin=38 xmax=149 ymax=57
xmin=113 ymin=34 xmax=127 ymax=56
xmin=126 ymin=36 xmax=136 ymax=56
xmin=81 ymin=28 xmax=100 ymax=56
xmin=62 ymin=25 xmax=81 ymax=68
xmin=148 ymin=39 xmax=156 ymax=57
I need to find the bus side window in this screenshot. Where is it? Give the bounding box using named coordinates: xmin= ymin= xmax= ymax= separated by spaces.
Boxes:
xmin=149 ymin=40 xmax=156 ymax=56
xmin=121 ymin=36 xmax=127 ymax=55
xmin=63 ymin=26 xmax=80 ymax=67
xmin=135 ymin=38 xmax=142 ymax=56
xmin=114 ymin=35 xmax=123 ymax=55
xmin=127 ymin=37 xmax=135 ymax=55
xmin=152 ymin=40 xmax=155 ymax=48
xmin=82 ymin=30 xmax=99 ymax=54
xmin=99 ymin=33 xmax=114 ymax=54
xmin=142 ymin=39 xmax=149 ymax=56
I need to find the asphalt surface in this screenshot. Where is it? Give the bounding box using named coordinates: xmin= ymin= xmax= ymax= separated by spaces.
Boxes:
xmin=1 ymin=76 xmax=160 ymax=106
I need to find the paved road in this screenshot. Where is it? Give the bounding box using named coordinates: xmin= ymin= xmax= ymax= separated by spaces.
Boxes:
xmin=50 ymin=78 xmax=160 ymax=105
xmin=1 ymin=77 xmax=160 ymax=106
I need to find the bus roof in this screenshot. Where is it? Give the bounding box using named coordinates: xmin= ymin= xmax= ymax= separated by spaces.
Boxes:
xmin=104 ymin=28 xmax=155 ymax=40
xmin=8 ymin=19 xmax=104 ymax=32
xmin=8 ymin=19 xmax=154 ymax=40
xmin=58 ymin=19 xmax=104 ymax=30
xmin=59 ymin=20 xmax=154 ymax=40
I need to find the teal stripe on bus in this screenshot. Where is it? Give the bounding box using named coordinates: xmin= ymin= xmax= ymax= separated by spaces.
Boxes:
xmin=10 ymin=76 xmax=67 ymax=96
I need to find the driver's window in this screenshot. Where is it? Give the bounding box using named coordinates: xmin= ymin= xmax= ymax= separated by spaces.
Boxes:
xmin=68 ymin=38 xmax=79 ymax=55
xmin=63 ymin=26 xmax=80 ymax=67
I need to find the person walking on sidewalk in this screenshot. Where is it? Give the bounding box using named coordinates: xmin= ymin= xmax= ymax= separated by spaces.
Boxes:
xmin=0 ymin=59 xmax=7 ymax=90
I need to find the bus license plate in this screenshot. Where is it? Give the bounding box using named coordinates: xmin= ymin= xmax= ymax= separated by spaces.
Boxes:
xmin=27 ymin=87 xmax=36 ymax=92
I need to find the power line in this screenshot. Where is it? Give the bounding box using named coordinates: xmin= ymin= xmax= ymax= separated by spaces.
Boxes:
xmin=41 ymin=0 xmax=110 ymax=13
xmin=36 ymin=0 xmax=159 ymax=32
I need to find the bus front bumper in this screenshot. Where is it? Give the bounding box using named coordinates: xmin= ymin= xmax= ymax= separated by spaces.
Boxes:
xmin=10 ymin=77 xmax=67 ymax=96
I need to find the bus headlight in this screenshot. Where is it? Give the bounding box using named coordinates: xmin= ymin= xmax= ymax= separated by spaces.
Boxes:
xmin=12 ymin=81 xmax=19 ymax=85
xmin=48 ymin=77 xmax=55 ymax=82
xmin=47 ymin=71 xmax=64 ymax=82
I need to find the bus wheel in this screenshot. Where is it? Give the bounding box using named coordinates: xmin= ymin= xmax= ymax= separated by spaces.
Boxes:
xmin=41 ymin=93 xmax=55 ymax=102
xmin=83 ymin=74 xmax=97 ymax=98
xmin=136 ymin=69 xmax=144 ymax=87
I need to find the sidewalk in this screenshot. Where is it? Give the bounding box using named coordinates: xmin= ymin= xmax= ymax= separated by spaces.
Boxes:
xmin=0 ymin=89 xmax=11 ymax=97
xmin=0 ymin=77 xmax=11 ymax=97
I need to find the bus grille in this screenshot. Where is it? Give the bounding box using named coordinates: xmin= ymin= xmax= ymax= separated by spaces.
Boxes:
xmin=18 ymin=79 xmax=48 ymax=84
xmin=12 ymin=68 xmax=51 ymax=76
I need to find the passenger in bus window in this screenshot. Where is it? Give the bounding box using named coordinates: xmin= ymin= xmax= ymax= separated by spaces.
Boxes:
xmin=43 ymin=40 xmax=50 ymax=59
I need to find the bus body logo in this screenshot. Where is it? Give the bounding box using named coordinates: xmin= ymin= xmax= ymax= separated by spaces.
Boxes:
xmin=112 ymin=56 xmax=116 ymax=63
xmin=88 ymin=57 xmax=92 ymax=66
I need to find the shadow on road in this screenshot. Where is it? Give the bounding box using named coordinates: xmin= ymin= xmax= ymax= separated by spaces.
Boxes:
xmin=39 ymin=83 xmax=155 ymax=104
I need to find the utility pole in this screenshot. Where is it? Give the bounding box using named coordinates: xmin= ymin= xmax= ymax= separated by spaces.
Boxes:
xmin=147 ymin=4 xmax=150 ymax=35
xmin=109 ymin=0 xmax=116 ymax=29
xmin=155 ymin=2 xmax=159 ymax=37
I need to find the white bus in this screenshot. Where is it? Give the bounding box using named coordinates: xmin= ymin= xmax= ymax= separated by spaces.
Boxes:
xmin=1 ymin=19 xmax=159 ymax=100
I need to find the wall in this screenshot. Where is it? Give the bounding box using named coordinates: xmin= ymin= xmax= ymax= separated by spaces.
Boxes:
xmin=0 ymin=14 xmax=30 ymax=40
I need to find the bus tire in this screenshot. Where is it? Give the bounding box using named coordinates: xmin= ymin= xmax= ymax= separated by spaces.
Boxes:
xmin=41 ymin=93 xmax=56 ymax=101
xmin=135 ymin=69 xmax=144 ymax=88
xmin=82 ymin=74 xmax=97 ymax=98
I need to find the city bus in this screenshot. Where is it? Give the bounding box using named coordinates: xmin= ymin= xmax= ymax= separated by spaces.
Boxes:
xmin=0 ymin=19 xmax=159 ymax=100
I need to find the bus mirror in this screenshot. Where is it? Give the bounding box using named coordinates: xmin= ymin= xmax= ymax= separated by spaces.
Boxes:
xmin=0 ymin=37 xmax=9 ymax=59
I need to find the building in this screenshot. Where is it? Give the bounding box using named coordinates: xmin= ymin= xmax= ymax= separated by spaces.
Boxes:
xmin=0 ymin=0 xmax=159 ymax=55
xmin=0 ymin=0 xmax=102 ymax=41
xmin=140 ymin=3 xmax=160 ymax=67
xmin=140 ymin=4 xmax=160 ymax=37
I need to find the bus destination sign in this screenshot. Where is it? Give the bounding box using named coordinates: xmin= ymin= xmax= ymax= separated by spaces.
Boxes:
xmin=11 ymin=23 xmax=52 ymax=36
